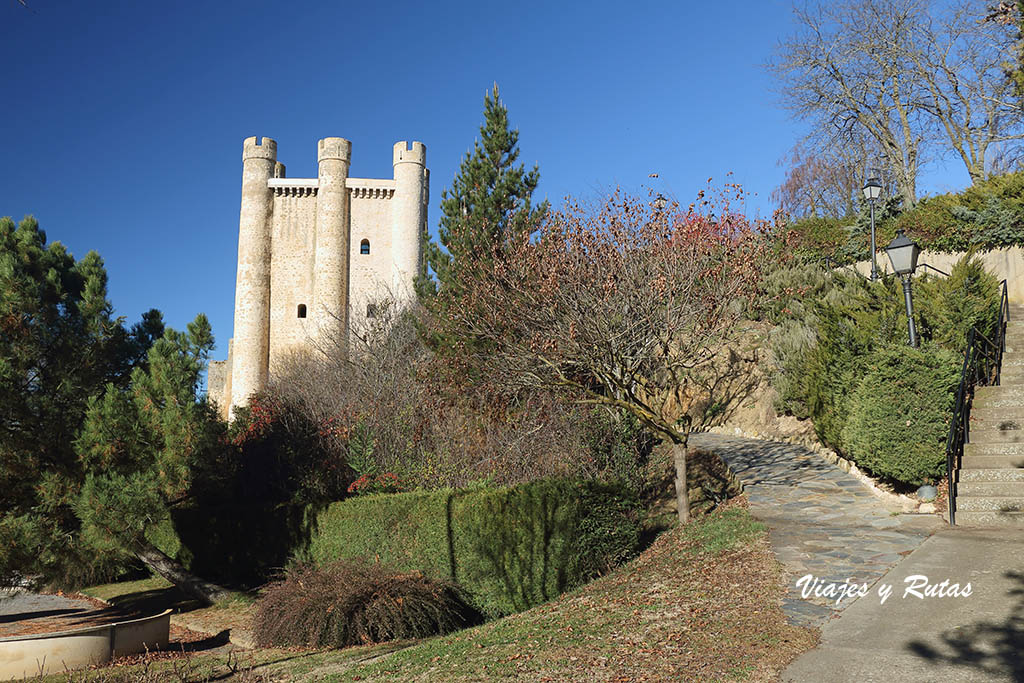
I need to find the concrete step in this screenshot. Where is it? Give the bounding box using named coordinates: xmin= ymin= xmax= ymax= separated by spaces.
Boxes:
xmin=974 ymin=384 xmax=1024 ymax=395
xmin=995 ymin=372 xmax=1024 ymax=387
xmin=956 ymin=481 xmax=1024 ymax=496
xmin=968 ymin=407 xmax=1024 ymax=421
xmin=960 ymin=453 xmax=1024 ymax=469
xmin=972 ymin=386 xmax=1024 ymax=407
xmin=965 ymin=428 xmax=1024 ymax=445
xmin=954 ymin=495 xmax=1024 ymax=512
xmin=964 ymin=441 xmax=1024 ymax=455
xmin=969 ymin=400 xmax=1024 ymax=413
xmin=958 ymin=468 xmax=1024 ymax=482
xmin=953 ymin=510 xmax=1024 ymax=527
xmin=997 ymin=365 xmax=1024 ymax=379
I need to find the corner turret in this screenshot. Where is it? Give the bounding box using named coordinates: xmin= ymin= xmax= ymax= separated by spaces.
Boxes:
xmin=391 ymin=141 xmax=427 ymax=302
xmin=230 ymin=136 xmax=277 ymax=416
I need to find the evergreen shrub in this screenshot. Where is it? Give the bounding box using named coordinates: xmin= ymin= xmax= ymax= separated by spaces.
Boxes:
xmin=802 ymin=277 xmax=907 ymax=452
xmin=303 ymin=479 xmax=640 ymax=618
xmin=914 ymin=252 xmax=1001 ymax=349
xmin=770 ymin=254 xmax=999 ymax=468
xmin=784 ymin=171 xmax=1024 ymax=260
xmin=175 ymin=393 xmax=347 ymax=588
xmin=843 ymin=345 xmax=959 ymax=485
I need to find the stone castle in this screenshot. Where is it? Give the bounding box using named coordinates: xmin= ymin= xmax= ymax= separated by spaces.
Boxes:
xmin=208 ymin=136 xmax=428 ymax=418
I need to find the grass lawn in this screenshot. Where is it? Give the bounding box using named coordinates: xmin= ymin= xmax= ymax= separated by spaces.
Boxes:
xmin=66 ymin=498 xmax=816 ymax=682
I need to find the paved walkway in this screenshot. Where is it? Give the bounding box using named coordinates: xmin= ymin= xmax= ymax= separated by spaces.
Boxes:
xmin=783 ymin=528 xmax=1024 ymax=682
xmin=689 ymin=433 xmax=943 ymax=627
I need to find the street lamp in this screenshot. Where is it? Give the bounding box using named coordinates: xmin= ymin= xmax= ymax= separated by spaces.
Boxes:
xmin=885 ymin=229 xmax=921 ymax=348
xmin=863 ymin=176 xmax=883 ymax=281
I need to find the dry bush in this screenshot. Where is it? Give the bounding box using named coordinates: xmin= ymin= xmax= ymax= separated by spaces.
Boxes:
xmin=252 ymin=559 xmax=480 ymax=648
xmin=269 ymin=300 xmax=633 ymax=489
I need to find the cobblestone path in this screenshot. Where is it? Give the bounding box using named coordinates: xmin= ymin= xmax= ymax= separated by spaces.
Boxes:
xmin=689 ymin=433 xmax=944 ymax=627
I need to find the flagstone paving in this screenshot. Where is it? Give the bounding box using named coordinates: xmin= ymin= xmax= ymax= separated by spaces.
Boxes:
xmin=689 ymin=433 xmax=945 ymax=627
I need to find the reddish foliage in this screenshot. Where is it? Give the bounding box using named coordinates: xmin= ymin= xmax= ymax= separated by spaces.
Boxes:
xmin=347 ymin=471 xmax=402 ymax=495
xmin=433 ymin=186 xmax=776 ymax=445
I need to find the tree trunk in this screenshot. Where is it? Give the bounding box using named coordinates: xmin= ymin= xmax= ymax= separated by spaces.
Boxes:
xmin=134 ymin=543 xmax=234 ymax=606
xmin=672 ymin=441 xmax=690 ymax=525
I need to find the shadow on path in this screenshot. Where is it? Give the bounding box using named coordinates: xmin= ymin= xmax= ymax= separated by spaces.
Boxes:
xmin=906 ymin=570 xmax=1024 ymax=681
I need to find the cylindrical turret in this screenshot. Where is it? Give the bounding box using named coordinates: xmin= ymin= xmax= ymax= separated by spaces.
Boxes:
xmin=391 ymin=141 xmax=427 ymax=303
xmin=313 ymin=137 xmax=352 ymax=347
xmin=230 ymin=136 xmax=277 ymax=415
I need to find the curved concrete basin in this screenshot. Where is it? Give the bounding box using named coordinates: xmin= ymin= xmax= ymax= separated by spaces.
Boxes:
xmin=0 ymin=608 xmax=171 ymax=679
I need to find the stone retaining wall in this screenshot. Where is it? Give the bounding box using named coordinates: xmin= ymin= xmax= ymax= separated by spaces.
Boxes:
xmin=0 ymin=609 xmax=171 ymax=679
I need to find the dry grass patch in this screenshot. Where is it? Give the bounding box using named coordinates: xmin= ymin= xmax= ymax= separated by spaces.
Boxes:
xmin=334 ymin=498 xmax=817 ymax=682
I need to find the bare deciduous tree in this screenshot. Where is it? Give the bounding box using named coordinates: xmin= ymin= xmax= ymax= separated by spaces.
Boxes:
xmin=772 ymin=0 xmax=929 ymax=207
xmin=446 ymin=190 xmax=773 ymax=524
xmin=772 ymin=135 xmax=896 ymax=219
xmin=772 ymin=0 xmax=1022 ymax=209
xmin=910 ymin=0 xmax=1024 ymax=182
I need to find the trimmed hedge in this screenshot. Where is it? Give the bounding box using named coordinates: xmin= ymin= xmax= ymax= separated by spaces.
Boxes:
xmin=843 ymin=345 xmax=960 ymax=485
xmin=784 ymin=170 xmax=1024 ymax=261
xmin=303 ymin=479 xmax=641 ymax=618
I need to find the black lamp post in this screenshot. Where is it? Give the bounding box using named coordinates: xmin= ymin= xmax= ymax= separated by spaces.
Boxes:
xmin=885 ymin=229 xmax=921 ymax=347
xmin=863 ymin=176 xmax=883 ymax=281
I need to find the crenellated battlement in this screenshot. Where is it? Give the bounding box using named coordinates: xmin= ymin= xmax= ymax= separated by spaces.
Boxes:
xmin=393 ymin=141 xmax=426 ymax=166
xmin=318 ymin=137 xmax=352 ymax=163
xmin=243 ymin=136 xmax=277 ymax=161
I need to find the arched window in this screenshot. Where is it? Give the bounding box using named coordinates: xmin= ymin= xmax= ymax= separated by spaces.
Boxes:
xmin=366 ymin=303 xmax=377 ymax=319
xmin=297 ymin=304 xmax=307 ymax=318
xmin=360 ymin=239 xmax=370 ymax=255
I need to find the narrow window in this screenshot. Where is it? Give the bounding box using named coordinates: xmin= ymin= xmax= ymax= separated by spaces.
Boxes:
xmin=366 ymin=303 xmax=377 ymax=319
xmin=360 ymin=239 xmax=370 ymax=255
xmin=297 ymin=304 xmax=307 ymax=318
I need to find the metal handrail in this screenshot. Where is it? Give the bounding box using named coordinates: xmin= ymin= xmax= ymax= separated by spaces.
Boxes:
xmin=945 ymin=279 xmax=1009 ymax=525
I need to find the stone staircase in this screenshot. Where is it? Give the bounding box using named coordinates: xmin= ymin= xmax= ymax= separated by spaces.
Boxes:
xmin=957 ymin=302 xmax=1024 ymax=526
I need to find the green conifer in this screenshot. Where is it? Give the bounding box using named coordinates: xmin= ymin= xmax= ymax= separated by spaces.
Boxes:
xmin=418 ymin=83 xmax=548 ymax=302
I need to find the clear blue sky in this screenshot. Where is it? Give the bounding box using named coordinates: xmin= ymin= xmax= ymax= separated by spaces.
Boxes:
xmin=0 ymin=0 xmax=973 ymax=354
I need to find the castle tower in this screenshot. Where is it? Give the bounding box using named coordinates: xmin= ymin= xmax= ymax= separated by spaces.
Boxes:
xmin=211 ymin=136 xmax=428 ymax=419
xmin=391 ymin=142 xmax=427 ymax=302
xmin=313 ymin=137 xmax=352 ymax=344
xmin=229 ymin=136 xmax=276 ymax=415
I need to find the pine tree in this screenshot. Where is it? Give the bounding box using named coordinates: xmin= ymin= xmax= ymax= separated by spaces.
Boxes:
xmin=74 ymin=314 xmax=234 ymax=604
xmin=0 ymin=216 xmax=164 ymax=588
xmin=418 ymin=83 xmax=548 ymax=302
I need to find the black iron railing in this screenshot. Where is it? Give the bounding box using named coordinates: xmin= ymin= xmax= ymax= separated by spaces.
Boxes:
xmin=945 ymin=280 xmax=1009 ymax=525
